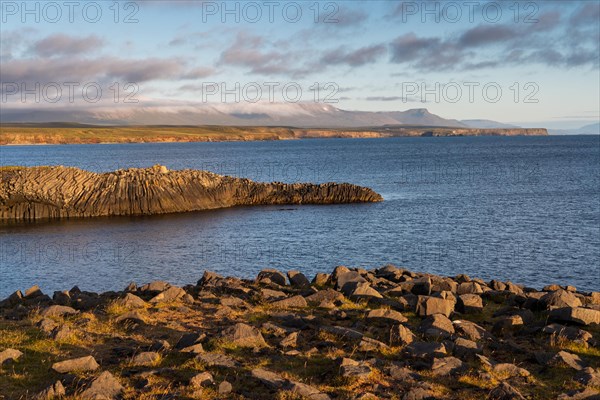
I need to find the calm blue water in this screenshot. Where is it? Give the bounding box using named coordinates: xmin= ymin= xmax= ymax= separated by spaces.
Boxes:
xmin=1 ymin=136 xmax=599 ymax=297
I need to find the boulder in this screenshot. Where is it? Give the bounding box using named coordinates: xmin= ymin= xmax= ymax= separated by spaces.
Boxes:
xmin=37 ymin=318 xmax=59 ymax=335
xmin=0 ymin=349 xmax=23 ymax=366
xmin=492 ymin=363 xmax=531 ymax=378
xmin=197 ymin=271 xmax=223 ymax=286
xmin=305 ymin=289 xmax=344 ymax=305
xmin=251 ymin=368 xmax=330 ymax=400
xmin=221 ymin=323 xmax=267 ymax=348
xmin=545 ymin=351 xmax=587 ymax=370
xmin=359 ymin=336 xmax=389 ymax=352
xmin=196 ymin=352 xmax=239 ymax=368
xmin=404 ymin=342 xmax=447 ymax=360
xmin=344 ymin=282 xmax=383 ymax=300
xmin=320 ymin=325 xmax=364 ymax=341
xmin=25 ymin=285 xmax=44 ymax=298
xmin=0 ymin=290 xmax=23 ymax=308
xmin=52 ymin=291 xmax=71 ymax=306
xmin=453 ymin=338 xmax=483 ymax=359
xmin=139 ymin=281 xmax=170 ymax=293
xmin=366 ymin=308 xmax=407 ymax=324
xmin=490 ymin=280 xmax=507 ymax=291
xmin=488 ymin=382 xmax=526 ymax=400
xmin=280 ymin=332 xmax=299 ymax=348
xmin=550 ymin=307 xmax=600 ymax=326
xmin=430 ymin=356 xmax=465 ymax=376
xmin=80 ymin=371 xmax=123 ymax=399
xmin=574 ymin=367 xmax=600 ymax=387
xmin=410 ymin=277 xmax=432 ymax=296
xmin=541 ymin=290 xmax=583 ymax=310
xmin=115 ymin=293 xmax=147 ymax=309
xmin=271 ymin=295 xmax=308 ymax=309
xmin=36 ymin=381 xmax=66 ymax=399
xmin=190 ymin=371 xmax=214 ymax=388
xmin=149 ymin=286 xmax=187 ymax=303
xmin=52 ymin=356 xmax=99 ymax=373
xmin=340 ymin=358 xmax=372 ymax=379
xmin=132 ymin=352 xmax=160 ymax=366
xmin=218 ymin=380 xmax=233 ymax=394
xmin=419 ymin=314 xmax=455 ymax=339
xmin=336 ymin=271 xmax=367 ymax=292
xmin=457 ymin=294 xmax=483 ymax=313
xmin=40 ymin=305 xmax=79 ymax=318
xmin=457 ymin=282 xmax=483 ymax=295
xmin=260 ymin=288 xmax=287 ymax=300
xmin=114 ymin=311 xmax=146 ymax=325
xmin=257 ymin=269 xmax=287 ymax=286
xmin=492 ymin=315 xmax=524 ymax=336
xmin=415 ymin=296 xmax=454 ymax=317
xmin=390 ymin=324 xmax=417 ymax=346
xmin=542 ymin=323 xmax=593 ymax=344
xmin=312 ymin=273 xmax=330 ymax=287
xmin=287 ymin=270 xmax=310 ymax=288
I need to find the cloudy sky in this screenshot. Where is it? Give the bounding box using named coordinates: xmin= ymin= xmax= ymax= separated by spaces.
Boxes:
xmin=1 ymin=0 xmax=599 ymax=128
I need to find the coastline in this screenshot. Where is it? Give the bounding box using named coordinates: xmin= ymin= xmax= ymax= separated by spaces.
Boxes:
xmin=1 ymin=265 xmax=598 ymax=399
xmin=0 ymin=124 xmax=548 ymax=146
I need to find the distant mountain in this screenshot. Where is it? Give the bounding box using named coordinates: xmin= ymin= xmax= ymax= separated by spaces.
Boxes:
xmin=461 ymin=119 xmax=520 ymax=129
xmin=0 ymin=103 xmax=470 ymax=128
xmin=548 ymin=122 xmax=600 ymax=135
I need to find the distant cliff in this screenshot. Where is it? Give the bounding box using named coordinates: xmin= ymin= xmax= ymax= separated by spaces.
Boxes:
xmin=0 ymin=166 xmax=383 ymax=222
xmin=0 ymin=124 xmax=548 ymax=145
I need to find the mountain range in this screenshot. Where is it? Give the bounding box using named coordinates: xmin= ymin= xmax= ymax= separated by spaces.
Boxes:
xmin=0 ymin=103 xmax=493 ymax=128
xmin=2 ymin=103 xmax=597 ymax=133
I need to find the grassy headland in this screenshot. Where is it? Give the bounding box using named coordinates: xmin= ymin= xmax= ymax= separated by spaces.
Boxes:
xmin=0 ymin=123 xmax=548 ymax=145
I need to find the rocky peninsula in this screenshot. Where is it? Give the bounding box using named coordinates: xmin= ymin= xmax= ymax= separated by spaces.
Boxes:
xmin=0 ymin=166 xmax=382 ymax=222
xmin=0 ymin=265 xmax=598 ymax=399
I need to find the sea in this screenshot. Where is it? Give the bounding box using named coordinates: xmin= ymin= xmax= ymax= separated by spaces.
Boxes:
xmin=1 ymin=135 xmax=599 ymax=297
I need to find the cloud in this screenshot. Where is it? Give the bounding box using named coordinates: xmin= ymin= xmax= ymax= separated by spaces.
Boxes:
xmin=365 ymin=96 xmax=403 ymax=101
xmin=332 ymin=8 xmax=368 ymax=26
xmin=218 ymin=32 xmax=313 ymax=77
xmin=389 ymin=33 xmax=465 ymax=70
xmin=389 ymin=34 xmax=441 ymax=62
xmin=30 ymin=34 xmax=104 ymax=57
xmin=0 ymin=56 xmax=190 ymax=84
xmin=320 ymin=45 xmax=386 ymax=66
xmin=459 ymin=25 xmax=518 ymax=47
xmin=181 ymin=67 xmax=215 ymax=79
xmin=570 ymin=2 xmax=600 ymax=25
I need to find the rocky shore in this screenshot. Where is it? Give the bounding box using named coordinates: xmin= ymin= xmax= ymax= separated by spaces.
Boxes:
xmin=0 ymin=166 xmax=382 ymax=222
xmin=0 ymin=265 xmax=598 ymax=399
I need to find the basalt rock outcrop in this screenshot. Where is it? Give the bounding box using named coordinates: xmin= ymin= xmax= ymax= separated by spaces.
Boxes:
xmin=0 ymin=165 xmax=382 ymax=222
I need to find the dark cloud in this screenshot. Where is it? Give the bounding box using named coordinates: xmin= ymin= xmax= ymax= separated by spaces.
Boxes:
xmin=389 ymin=34 xmax=441 ymax=62
xmin=31 ymin=34 xmax=104 ymax=57
xmin=218 ymin=33 xmax=313 ymax=77
xmin=389 ymin=34 xmax=464 ymax=70
xmin=570 ymin=2 xmax=600 ymax=25
xmin=535 ymin=11 xmax=562 ymax=31
xmin=320 ymin=45 xmax=386 ymax=67
xmin=333 ymin=8 xmax=368 ymax=26
xmin=0 ymin=57 xmax=187 ymax=84
xmin=459 ymin=25 xmax=518 ymax=47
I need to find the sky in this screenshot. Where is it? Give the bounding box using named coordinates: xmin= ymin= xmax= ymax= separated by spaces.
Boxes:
xmin=1 ymin=0 xmax=599 ymax=128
